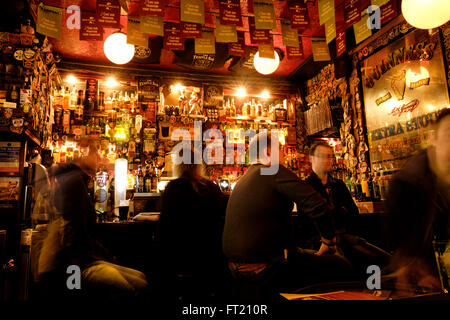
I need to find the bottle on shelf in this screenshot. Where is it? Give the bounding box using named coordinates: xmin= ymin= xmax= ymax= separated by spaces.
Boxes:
xmin=63 ymin=87 xmax=70 ymax=110
xmin=151 ymin=165 xmax=158 ymax=192
xmin=144 ymin=165 xmax=152 ymax=193
xmin=69 ymin=85 xmax=77 ymax=109
xmin=98 ymin=91 xmax=105 ymax=112
xmin=135 ymin=165 xmax=144 ymax=193
xmin=130 ymin=93 xmax=136 ymax=114
xmin=75 ymin=90 xmax=84 ymax=125
xmin=105 ymin=92 xmax=112 ymax=111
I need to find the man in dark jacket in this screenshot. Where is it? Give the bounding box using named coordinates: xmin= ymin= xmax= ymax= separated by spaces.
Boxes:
xmin=223 ymin=132 xmax=351 ymax=297
xmin=38 ymin=139 xmax=149 ymax=300
xmin=385 ymin=108 xmax=450 ymax=293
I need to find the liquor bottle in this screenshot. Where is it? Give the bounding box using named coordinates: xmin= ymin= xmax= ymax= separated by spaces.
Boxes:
xmin=112 ymin=91 xmax=119 ymax=112
xmin=69 ymin=86 xmax=77 ymax=109
xmin=98 ymin=91 xmax=105 ymax=111
xmin=361 ymin=174 xmax=370 ymax=200
xmin=55 ymin=87 xmax=63 ymax=110
xmin=230 ymin=98 xmax=236 ymax=117
xmin=63 ymin=87 xmax=70 ymax=110
xmin=105 ymin=93 xmax=112 ymax=111
xmin=151 ymin=166 xmax=158 ymax=192
xmin=367 ymin=173 xmax=375 ymax=201
xmin=144 ymin=165 xmax=152 ymax=193
xmin=10 ymin=85 xmax=19 ymax=103
xmin=124 ymin=91 xmax=130 ymax=112
xmin=62 ymin=110 xmax=71 ymax=134
xmin=136 ymin=165 xmax=144 ymax=193
xmin=372 ymin=172 xmax=381 ymax=200
xmin=118 ymin=91 xmax=124 ymax=111
xmin=130 ymin=93 xmax=136 ymax=114
xmin=75 ymin=90 xmax=84 ymax=125
xmin=250 ymin=99 xmax=256 ymax=118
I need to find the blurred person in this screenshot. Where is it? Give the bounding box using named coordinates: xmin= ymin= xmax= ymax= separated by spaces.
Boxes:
xmin=222 ymin=132 xmax=352 ymax=299
xmin=385 ymin=108 xmax=450 ymax=295
xmin=158 ymin=147 xmax=228 ymax=300
xmin=304 ymin=142 xmax=390 ymax=278
xmin=38 ymin=139 xmax=149 ymax=300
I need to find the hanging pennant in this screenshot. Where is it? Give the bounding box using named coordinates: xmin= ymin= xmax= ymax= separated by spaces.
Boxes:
xmin=219 ymin=0 xmax=243 ymax=26
xmin=164 ymin=22 xmax=184 ymax=50
xmin=371 ymin=0 xmax=390 ymax=7
xmin=228 ymin=30 xmax=246 ymax=57
xmin=80 ymin=12 xmax=103 ymax=41
xmin=249 ymin=17 xmax=271 ymax=44
xmin=336 ymin=29 xmax=346 ymax=57
xmin=181 ymin=22 xmax=202 ymax=39
xmin=180 ymin=0 xmax=205 ymax=25
xmin=258 ymin=42 xmax=275 ymax=59
xmin=281 ymin=21 xmax=299 ymax=47
xmin=325 ymin=19 xmax=336 ymax=44
xmin=287 ymin=1 xmax=310 ymax=31
xmin=141 ymin=16 xmax=164 ymax=36
xmin=318 ymin=0 xmax=335 ymax=26
xmin=286 ymin=39 xmax=303 ymax=60
xmin=127 ymin=17 xmax=149 ymax=48
xmin=380 ymin=0 xmax=397 ymax=26
xmin=140 ymin=0 xmax=165 ymax=17
xmin=311 ymin=38 xmax=331 ymax=61
xmin=353 ymin=11 xmax=372 ymax=44
xmin=215 ymin=17 xmax=237 ymax=43
xmin=253 ymin=0 xmax=277 ymax=30
xmin=37 ymin=3 xmax=62 ymax=39
xmin=195 ymin=28 xmax=215 ymax=54
xmin=97 ymin=0 xmax=121 ymax=28
xmin=344 ymin=0 xmax=361 ymax=29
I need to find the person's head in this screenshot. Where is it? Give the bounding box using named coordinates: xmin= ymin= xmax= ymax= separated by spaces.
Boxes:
xmin=74 ymin=138 xmax=100 ymax=176
xmin=248 ymin=131 xmax=284 ymax=166
xmin=173 ymin=146 xmax=209 ymax=193
xmin=309 ymin=141 xmax=334 ymax=175
xmin=430 ymin=108 xmax=450 ymax=184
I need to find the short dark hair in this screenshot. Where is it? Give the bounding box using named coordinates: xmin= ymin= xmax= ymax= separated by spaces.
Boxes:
xmin=435 ymin=107 xmax=450 ymax=127
xmin=309 ymin=141 xmax=333 ymax=156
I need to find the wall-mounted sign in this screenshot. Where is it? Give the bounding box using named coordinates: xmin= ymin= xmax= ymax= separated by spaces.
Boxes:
xmin=0 ymin=142 xmax=20 ymax=173
xmin=138 ymin=77 xmax=160 ymax=102
xmin=361 ymin=28 xmax=449 ymax=172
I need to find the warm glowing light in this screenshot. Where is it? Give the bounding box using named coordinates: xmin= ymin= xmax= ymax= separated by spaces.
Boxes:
xmin=171 ymin=83 xmax=185 ymax=93
xmin=114 ymin=125 xmax=127 ymax=140
xmin=115 ymin=158 xmax=128 ymax=210
xmin=104 ymin=32 xmax=135 ymax=65
xmin=405 ymin=67 xmax=430 ymax=88
xmin=66 ymin=75 xmax=77 ymax=84
xmin=402 ymin=0 xmax=450 ymax=29
xmin=259 ymin=91 xmax=270 ymax=99
xmin=253 ymin=51 xmax=280 ymax=75
xmin=105 ymin=77 xmax=119 ymax=87
xmin=235 ymin=87 xmax=247 ymax=97
xmin=427 ymin=104 xmax=435 ymax=111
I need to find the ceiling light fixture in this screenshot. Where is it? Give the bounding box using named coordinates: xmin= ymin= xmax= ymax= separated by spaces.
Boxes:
xmin=253 ymin=51 xmax=280 ymax=75
xmin=402 ymin=0 xmax=450 ymax=29
xmin=104 ymin=32 xmax=135 ymax=65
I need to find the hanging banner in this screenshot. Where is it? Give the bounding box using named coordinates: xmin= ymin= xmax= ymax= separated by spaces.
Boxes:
xmin=371 ymin=0 xmax=390 ymax=8
xmin=281 ymin=21 xmax=299 ymax=48
xmin=180 ymin=0 xmax=205 ymax=24
xmin=140 ymin=0 xmax=165 ymax=17
xmin=195 ymin=28 xmax=215 ymax=54
xmin=80 ymin=12 xmax=103 ymax=41
xmin=318 ymin=0 xmax=335 ymax=26
xmin=286 ymin=38 xmax=303 ymax=60
xmin=353 ymin=11 xmax=372 ymax=44
xmin=37 ymin=3 xmax=62 ymax=39
xmin=344 ymin=0 xmax=361 ymax=29
xmin=219 ymin=0 xmax=242 ymax=26
xmin=253 ymin=0 xmax=277 ymax=30
xmin=181 ymin=22 xmax=202 ymax=39
xmin=380 ymin=0 xmax=397 ymax=26
xmin=249 ymin=17 xmax=271 ymax=44
xmin=325 ymin=19 xmax=336 ymax=44
xmin=258 ymin=42 xmax=275 ymax=59
xmin=288 ymin=1 xmax=310 ymax=31
xmin=311 ymin=38 xmax=331 ymax=61
xmin=336 ymin=29 xmax=346 ymax=57
xmin=127 ymin=17 xmax=148 ymax=48
xmin=164 ymin=23 xmax=184 ymax=50
xmin=97 ymin=0 xmax=121 ymax=28
xmin=228 ymin=30 xmax=246 ymax=56
xmin=215 ymin=17 xmax=237 ymax=43
xmin=141 ymin=16 xmax=164 ymax=36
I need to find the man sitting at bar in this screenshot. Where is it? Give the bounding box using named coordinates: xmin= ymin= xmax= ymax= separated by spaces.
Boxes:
xmin=222 ymin=132 xmax=351 ymax=299
xmin=304 ymin=141 xmax=390 ymax=277
xmin=37 ymin=139 xmax=150 ymax=301
xmin=385 ymin=108 xmax=450 ymax=294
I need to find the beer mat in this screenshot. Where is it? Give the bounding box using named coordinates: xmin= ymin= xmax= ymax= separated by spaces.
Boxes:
xmin=280 ymin=291 xmax=387 ymax=300
xmin=133 ymin=212 xmax=160 ymax=221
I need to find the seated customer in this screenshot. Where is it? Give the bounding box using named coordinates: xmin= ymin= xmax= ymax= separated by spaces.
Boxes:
xmin=159 ymin=148 xmax=227 ymax=297
xmin=304 ymin=141 xmax=390 ymax=277
xmin=223 ymin=132 xmax=351 ymax=298
xmin=38 ymin=139 xmax=149 ymax=301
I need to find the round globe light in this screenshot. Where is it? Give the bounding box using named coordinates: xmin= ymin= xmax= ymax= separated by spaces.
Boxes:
xmin=104 ymin=32 xmax=135 ymax=65
xmin=402 ymin=0 xmax=450 ymax=29
xmin=253 ymin=51 xmax=280 ymax=75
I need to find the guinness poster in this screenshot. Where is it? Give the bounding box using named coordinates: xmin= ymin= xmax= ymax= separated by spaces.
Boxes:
xmin=361 ymin=29 xmax=449 ymax=172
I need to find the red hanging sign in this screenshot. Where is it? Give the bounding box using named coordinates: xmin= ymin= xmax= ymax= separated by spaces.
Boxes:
xmin=249 ymin=16 xmax=271 ymax=44
xmin=219 ymin=0 xmax=243 ymax=26
xmin=336 ymin=29 xmax=346 ymax=57
xmin=228 ymin=30 xmax=246 ymax=57
xmin=164 ymin=22 xmax=184 ymax=50
xmin=140 ymin=0 xmax=165 ymax=17
xmin=96 ymin=0 xmax=121 ymax=28
xmin=288 ymin=1 xmax=310 ymax=31
xmin=80 ymin=12 xmax=103 ymax=41
xmin=380 ymin=0 xmax=397 ymax=26
xmin=286 ymin=37 xmax=303 ymax=60
xmin=344 ymin=0 xmax=361 ymax=29
xmin=181 ymin=22 xmax=202 ymax=38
